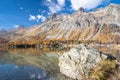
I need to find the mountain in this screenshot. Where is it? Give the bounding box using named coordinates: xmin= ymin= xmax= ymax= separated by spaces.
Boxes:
xmin=1 ymin=4 xmax=120 ymax=45
xmin=0 ymin=26 xmax=25 ymax=41
xmin=0 ymin=38 xmax=8 ymax=44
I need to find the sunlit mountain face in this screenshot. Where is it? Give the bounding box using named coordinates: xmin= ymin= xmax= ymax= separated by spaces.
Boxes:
xmin=0 ymin=0 xmax=120 ymax=46
xmin=0 ymin=4 xmax=120 ymax=46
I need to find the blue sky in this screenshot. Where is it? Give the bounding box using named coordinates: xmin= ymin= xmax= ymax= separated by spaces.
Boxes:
xmin=0 ymin=0 xmax=120 ymax=30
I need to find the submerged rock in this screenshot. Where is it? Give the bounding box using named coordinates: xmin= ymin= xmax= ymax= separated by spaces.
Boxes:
xmin=58 ymin=44 xmax=115 ymax=80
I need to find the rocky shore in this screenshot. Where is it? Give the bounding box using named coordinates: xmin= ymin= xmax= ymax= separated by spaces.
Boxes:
xmin=59 ymin=44 xmax=119 ymax=80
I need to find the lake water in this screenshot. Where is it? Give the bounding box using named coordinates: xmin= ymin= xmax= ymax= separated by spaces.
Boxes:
xmin=0 ymin=48 xmax=71 ymax=80
xmin=0 ymin=46 xmax=119 ymax=80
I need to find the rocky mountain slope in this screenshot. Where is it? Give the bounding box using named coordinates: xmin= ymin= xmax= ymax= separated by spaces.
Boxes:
xmin=0 ymin=26 xmax=25 ymax=41
xmin=1 ymin=4 xmax=120 ymax=45
xmin=0 ymin=38 xmax=8 ymax=44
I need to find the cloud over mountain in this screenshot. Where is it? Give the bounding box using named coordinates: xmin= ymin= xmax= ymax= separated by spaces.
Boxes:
xmin=28 ymin=0 xmax=110 ymax=23
xmin=45 ymin=0 xmax=65 ymax=14
xmin=29 ymin=15 xmax=46 ymax=22
xmin=70 ymin=0 xmax=104 ymax=10
xmin=45 ymin=0 xmax=110 ymax=14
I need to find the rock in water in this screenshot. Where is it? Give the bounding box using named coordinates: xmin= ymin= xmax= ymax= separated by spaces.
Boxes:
xmin=58 ymin=44 xmax=113 ymax=80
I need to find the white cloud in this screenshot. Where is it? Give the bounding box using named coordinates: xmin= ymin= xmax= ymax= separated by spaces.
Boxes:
xmin=29 ymin=15 xmax=37 ymax=21
xmin=47 ymin=0 xmax=51 ymax=2
xmin=14 ymin=25 xmax=19 ymax=28
xmin=41 ymin=16 xmax=46 ymax=22
xmin=37 ymin=15 xmax=42 ymax=20
xmin=29 ymin=15 xmax=46 ymax=22
xmin=57 ymin=0 xmax=65 ymax=6
xmin=49 ymin=4 xmax=61 ymax=13
xmin=70 ymin=0 xmax=105 ymax=10
xmin=37 ymin=15 xmax=46 ymax=22
xmin=45 ymin=0 xmax=65 ymax=14
xmin=43 ymin=0 xmax=109 ymax=17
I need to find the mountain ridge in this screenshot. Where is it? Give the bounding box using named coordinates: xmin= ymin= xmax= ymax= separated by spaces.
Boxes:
xmin=0 ymin=4 xmax=120 ymax=46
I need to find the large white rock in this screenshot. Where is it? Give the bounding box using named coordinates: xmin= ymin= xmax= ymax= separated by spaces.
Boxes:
xmin=59 ymin=44 xmax=109 ymax=80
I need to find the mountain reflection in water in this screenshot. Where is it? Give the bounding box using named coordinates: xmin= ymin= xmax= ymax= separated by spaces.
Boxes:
xmin=0 ymin=64 xmax=47 ymax=80
xmin=0 ymin=48 xmax=71 ymax=80
xmin=0 ymin=46 xmax=119 ymax=80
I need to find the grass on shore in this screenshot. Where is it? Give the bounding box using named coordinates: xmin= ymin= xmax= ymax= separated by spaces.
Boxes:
xmin=89 ymin=60 xmax=117 ymax=80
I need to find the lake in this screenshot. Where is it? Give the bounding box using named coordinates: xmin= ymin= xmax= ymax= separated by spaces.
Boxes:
xmin=0 ymin=45 xmax=119 ymax=80
xmin=0 ymin=48 xmax=71 ymax=80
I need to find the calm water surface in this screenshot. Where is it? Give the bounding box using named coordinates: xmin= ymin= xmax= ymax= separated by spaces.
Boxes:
xmin=0 ymin=48 xmax=71 ymax=80
xmin=0 ymin=46 xmax=120 ymax=80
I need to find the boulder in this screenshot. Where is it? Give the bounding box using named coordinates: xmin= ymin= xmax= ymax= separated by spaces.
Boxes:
xmin=58 ymin=44 xmax=115 ymax=80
